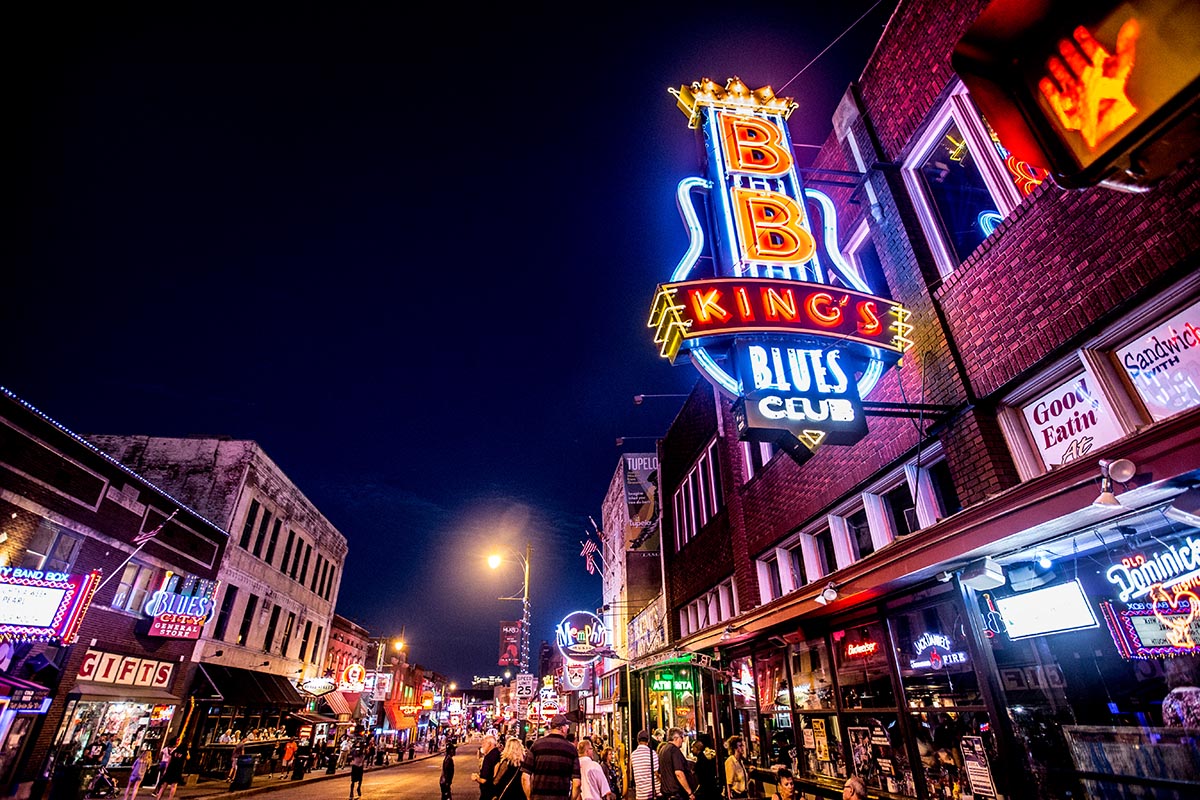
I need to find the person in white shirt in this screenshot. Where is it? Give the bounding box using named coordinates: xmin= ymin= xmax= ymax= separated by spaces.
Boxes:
xmin=578 ymin=739 xmax=614 ymax=800
xmin=629 ymin=730 xmax=660 ymax=800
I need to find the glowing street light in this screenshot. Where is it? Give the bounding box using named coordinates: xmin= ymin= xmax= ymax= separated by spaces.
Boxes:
xmin=488 ymin=542 xmax=532 ymax=673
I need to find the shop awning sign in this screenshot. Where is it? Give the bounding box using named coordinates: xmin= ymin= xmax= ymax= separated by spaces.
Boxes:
xmin=301 ymin=677 xmax=337 ymax=697
xmin=0 ymin=567 xmax=100 ymax=644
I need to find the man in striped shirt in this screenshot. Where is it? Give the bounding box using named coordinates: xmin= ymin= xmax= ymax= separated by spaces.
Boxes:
xmin=522 ymin=715 xmax=582 ymax=800
xmin=629 ymin=730 xmax=660 ymax=800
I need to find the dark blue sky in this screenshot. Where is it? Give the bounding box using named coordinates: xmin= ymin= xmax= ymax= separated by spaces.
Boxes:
xmin=13 ymin=1 xmax=897 ymax=684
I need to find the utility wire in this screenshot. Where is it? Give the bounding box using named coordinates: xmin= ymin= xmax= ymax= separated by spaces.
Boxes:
xmin=779 ymin=0 xmax=887 ymax=93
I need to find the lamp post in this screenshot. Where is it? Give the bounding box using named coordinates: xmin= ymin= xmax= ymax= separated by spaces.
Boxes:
xmin=489 ymin=542 xmax=532 ymax=674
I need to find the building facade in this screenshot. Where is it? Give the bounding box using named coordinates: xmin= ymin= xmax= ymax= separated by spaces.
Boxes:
xmin=0 ymin=389 xmax=229 ymax=797
xmin=86 ymin=435 xmax=349 ymax=775
xmin=634 ymin=1 xmax=1200 ymax=799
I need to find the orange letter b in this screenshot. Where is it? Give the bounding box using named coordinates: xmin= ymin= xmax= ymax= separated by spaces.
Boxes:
xmin=732 ymin=188 xmax=816 ymax=264
xmin=721 ymin=115 xmax=791 ymax=176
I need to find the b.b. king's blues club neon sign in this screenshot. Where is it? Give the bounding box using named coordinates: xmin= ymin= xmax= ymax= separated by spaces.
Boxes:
xmin=648 ymin=77 xmax=911 ymax=456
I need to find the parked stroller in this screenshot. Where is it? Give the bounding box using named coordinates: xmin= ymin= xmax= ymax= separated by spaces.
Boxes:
xmin=83 ymin=765 xmax=118 ymax=799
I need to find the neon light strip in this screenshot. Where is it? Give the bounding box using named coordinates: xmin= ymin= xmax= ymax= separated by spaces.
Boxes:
xmin=671 ymin=177 xmax=714 ymax=281
xmin=804 ymin=189 xmax=869 ymax=293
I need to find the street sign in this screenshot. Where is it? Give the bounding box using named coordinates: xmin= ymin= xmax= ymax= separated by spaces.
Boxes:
xmin=514 ymin=673 xmax=536 ymax=700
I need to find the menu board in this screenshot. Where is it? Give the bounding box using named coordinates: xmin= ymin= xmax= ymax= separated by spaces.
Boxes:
xmin=960 ymin=736 xmax=997 ymax=797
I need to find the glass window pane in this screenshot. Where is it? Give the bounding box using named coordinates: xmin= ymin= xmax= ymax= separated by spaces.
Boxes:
xmin=845 ymin=713 xmax=915 ymax=796
xmin=834 ymin=623 xmax=896 ymax=708
xmin=918 ymin=120 xmax=997 ymax=263
xmin=891 ymin=601 xmax=981 ymax=707
xmin=789 ymin=638 xmax=835 ymax=711
xmin=846 ymin=508 xmax=874 ymax=559
xmin=730 ymin=657 xmax=761 ymax=763
xmin=910 ymin=709 xmax=996 ymax=800
xmin=796 ymin=714 xmax=846 ymax=781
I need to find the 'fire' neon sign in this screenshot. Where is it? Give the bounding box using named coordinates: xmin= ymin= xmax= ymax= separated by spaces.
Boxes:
xmin=647 ymin=77 xmax=908 ymax=455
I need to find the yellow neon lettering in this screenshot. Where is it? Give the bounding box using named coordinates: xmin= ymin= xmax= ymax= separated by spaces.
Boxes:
xmin=721 ymin=115 xmax=791 ymax=175
xmin=732 ymin=188 xmax=816 ymax=264
xmin=690 ymin=289 xmax=731 ymax=323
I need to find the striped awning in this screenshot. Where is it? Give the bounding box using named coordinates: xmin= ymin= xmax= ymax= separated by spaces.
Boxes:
xmin=320 ymin=690 xmax=354 ymax=716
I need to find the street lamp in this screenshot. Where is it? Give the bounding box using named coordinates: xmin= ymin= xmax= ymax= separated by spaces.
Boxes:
xmin=488 ymin=541 xmax=532 ymax=673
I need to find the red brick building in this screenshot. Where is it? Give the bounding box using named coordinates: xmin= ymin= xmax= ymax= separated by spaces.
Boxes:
xmin=0 ymin=388 xmax=228 ymax=797
xmin=632 ymin=1 xmax=1200 ymax=798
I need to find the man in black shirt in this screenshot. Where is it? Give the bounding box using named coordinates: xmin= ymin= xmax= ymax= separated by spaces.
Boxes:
xmin=474 ymin=735 xmax=501 ymax=800
xmin=657 ymin=729 xmax=694 ymax=800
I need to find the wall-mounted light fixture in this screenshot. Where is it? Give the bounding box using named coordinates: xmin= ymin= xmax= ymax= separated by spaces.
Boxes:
xmin=814 ymin=582 xmax=839 ymax=606
xmin=1094 ymin=458 xmax=1136 ymax=507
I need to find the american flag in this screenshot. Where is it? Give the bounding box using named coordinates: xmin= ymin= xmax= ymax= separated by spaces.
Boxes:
xmin=581 ymin=539 xmax=598 ymax=574
xmin=134 ymin=510 xmax=178 ymax=546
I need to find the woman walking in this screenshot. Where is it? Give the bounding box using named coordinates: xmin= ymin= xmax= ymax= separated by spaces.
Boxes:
xmin=348 ymin=747 xmax=366 ymax=798
xmin=491 ymin=739 xmax=526 ymax=800
xmin=440 ymin=743 xmax=457 ymax=800
xmin=155 ymin=744 xmax=187 ymax=800
xmin=123 ymin=749 xmax=152 ymax=800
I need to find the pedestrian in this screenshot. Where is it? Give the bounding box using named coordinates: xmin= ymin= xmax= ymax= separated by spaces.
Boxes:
xmin=491 ymin=738 xmax=527 ymax=800
xmin=227 ymin=739 xmax=245 ymax=782
xmin=723 ymin=737 xmax=748 ymax=800
xmin=629 ymin=730 xmax=659 ymax=800
xmin=268 ymin=741 xmax=281 ymax=777
xmin=473 ymin=734 xmax=501 ymax=800
xmin=657 ymin=728 xmax=694 ymax=800
xmin=690 ymin=735 xmax=718 ymax=800
xmin=842 ymin=776 xmax=867 ymax=800
xmin=440 ymin=743 xmax=457 ymax=800
xmin=599 ymin=747 xmax=623 ymax=800
xmin=281 ymin=738 xmax=297 ymax=779
xmin=770 ymin=769 xmax=793 ymax=800
xmin=578 ymin=739 xmax=613 ymax=800
xmin=522 ymin=714 xmax=581 ymax=800
xmin=349 ymin=748 xmax=365 ymax=798
xmin=124 ymin=749 xmax=152 ymax=800
xmin=155 ymin=744 xmax=187 ymax=800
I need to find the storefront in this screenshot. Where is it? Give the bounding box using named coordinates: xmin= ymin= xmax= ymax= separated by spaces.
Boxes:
xmin=630 ymin=651 xmax=725 ymax=746
xmin=188 ymin=664 xmax=304 ymax=776
xmin=0 ymin=675 xmax=53 ymax=790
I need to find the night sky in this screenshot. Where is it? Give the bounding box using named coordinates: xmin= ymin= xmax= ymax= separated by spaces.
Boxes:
xmin=13 ymin=1 xmax=897 ymax=684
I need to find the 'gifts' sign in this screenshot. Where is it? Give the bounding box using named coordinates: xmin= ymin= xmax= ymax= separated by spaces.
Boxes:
xmin=77 ymin=649 xmax=175 ymax=689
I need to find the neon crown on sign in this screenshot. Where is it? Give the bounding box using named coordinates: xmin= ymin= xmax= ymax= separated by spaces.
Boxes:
xmin=671 ymin=76 xmax=798 ymax=129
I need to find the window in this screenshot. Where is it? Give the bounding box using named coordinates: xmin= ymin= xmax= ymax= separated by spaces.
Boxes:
xmin=844 ymin=506 xmax=874 ymax=560
xmin=788 ymin=543 xmax=808 ymax=588
xmin=212 ymin=586 xmax=238 ymax=641
xmin=299 ymin=620 xmax=313 ymax=661
xmin=311 ymin=626 xmax=324 ymax=665
xmin=264 ymin=519 xmax=281 ymax=566
xmin=880 ymin=483 xmax=916 ymax=538
xmin=299 ymin=544 xmax=312 ymax=584
xmin=809 ymin=528 xmax=838 ymax=577
xmin=21 ymin=522 xmax=82 ymax=572
xmin=927 ymin=460 xmax=961 ymax=518
xmin=239 ymin=500 xmax=260 ymax=549
xmin=902 ymin=82 xmax=1024 ymax=276
xmin=112 ymin=561 xmax=158 ymax=613
xmin=290 ymin=538 xmax=304 ymax=579
xmin=280 ymin=611 xmax=296 ymax=657
xmin=280 ymin=530 xmax=295 ymax=574
xmin=678 ymin=577 xmax=737 ymax=638
xmin=263 ymin=604 xmax=281 ymax=652
xmin=672 ymin=438 xmax=723 ymax=549
xmin=324 ymin=566 xmax=336 ymax=600
xmin=252 ymin=508 xmax=272 ymax=558
xmin=742 ymin=441 xmax=776 ymax=482
xmin=764 ymin=556 xmax=783 ymax=601
xmin=237 ymin=595 xmax=258 ymax=646
xmin=311 ymin=554 xmax=323 ymax=592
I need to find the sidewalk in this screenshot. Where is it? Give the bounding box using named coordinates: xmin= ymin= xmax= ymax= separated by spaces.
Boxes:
xmin=162 ymin=750 xmax=445 ymax=800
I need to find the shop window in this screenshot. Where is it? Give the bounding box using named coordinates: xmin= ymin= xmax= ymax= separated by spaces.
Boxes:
xmin=730 ymin=657 xmax=761 ymax=764
xmin=833 ymin=623 xmax=896 ymax=709
xmin=237 ymin=594 xmax=258 ymax=646
xmin=112 ymin=561 xmax=158 ymax=613
xmin=844 ymin=713 xmax=915 ymax=796
xmin=889 ymin=601 xmax=981 ymax=707
xmin=755 ymin=649 xmax=794 ymax=767
xmin=902 ymin=83 xmax=1022 ymax=276
xmin=1018 ymin=371 xmax=1124 ymax=471
xmin=239 ymin=499 xmax=260 ymax=549
xmin=789 ymin=638 xmax=835 ymax=712
xmin=21 ymin=521 xmax=82 ymax=572
xmin=212 ymin=586 xmax=238 ymax=641
xmin=909 ymin=709 xmax=998 ymax=800
xmin=796 ymin=713 xmax=846 ymax=783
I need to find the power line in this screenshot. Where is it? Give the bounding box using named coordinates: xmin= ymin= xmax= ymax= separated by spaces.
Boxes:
xmin=779 ymin=0 xmax=887 ymax=93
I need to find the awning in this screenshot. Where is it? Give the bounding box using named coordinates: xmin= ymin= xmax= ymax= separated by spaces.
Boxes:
xmin=194 ymin=664 xmax=304 ymax=708
xmin=66 ymin=682 xmax=180 ymax=702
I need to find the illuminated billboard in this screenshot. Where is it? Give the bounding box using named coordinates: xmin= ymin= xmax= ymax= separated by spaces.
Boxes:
xmin=0 ymin=566 xmax=100 ymax=644
xmin=648 ymin=77 xmax=909 ymax=456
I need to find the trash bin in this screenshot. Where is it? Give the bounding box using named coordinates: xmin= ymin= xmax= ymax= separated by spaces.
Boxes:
xmin=48 ymin=763 xmax=83 ymax=800
xmin=231 ymin=755 xmax=259 ymax=790
xmin=325 ymin=752 xmax=337 ymax=775
xmin=291 ymin=755 xmax=308 ymax=780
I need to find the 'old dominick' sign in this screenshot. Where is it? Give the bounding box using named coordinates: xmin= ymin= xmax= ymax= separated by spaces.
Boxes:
xmin=648 ymin=77 xmax=911 ymax=456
